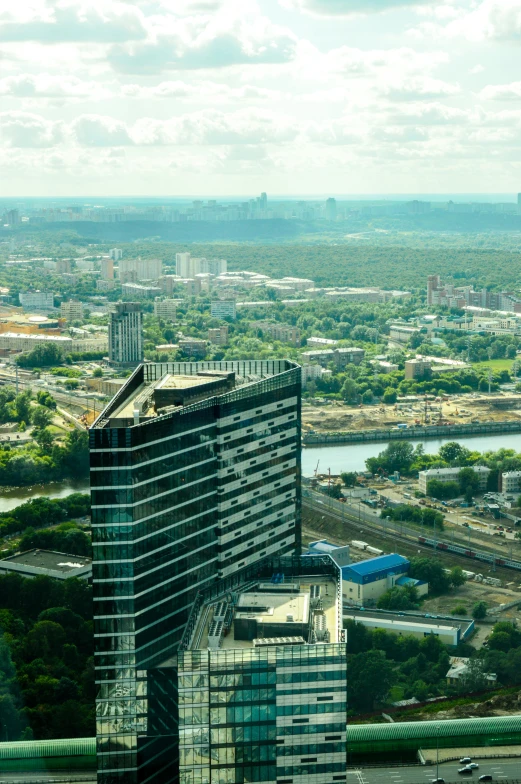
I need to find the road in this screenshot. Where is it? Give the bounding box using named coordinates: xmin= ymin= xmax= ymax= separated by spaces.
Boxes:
xmin=346 ymin=758 xmax=521 ymax=784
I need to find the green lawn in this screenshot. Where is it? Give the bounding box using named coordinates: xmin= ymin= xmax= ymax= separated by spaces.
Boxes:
xmin=472 ymin=359 xmax=517 ymax=372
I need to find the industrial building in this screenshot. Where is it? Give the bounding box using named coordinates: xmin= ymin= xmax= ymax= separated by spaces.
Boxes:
xmin=306 ymin=539 xmax=350 ymax=567
xmin=340 ymin=553 xmax=419 ymax=605
xmin=344 ymin=609 xmax=461 ymax=645
xmin=0 ymin=549 xmax=92 ymax=580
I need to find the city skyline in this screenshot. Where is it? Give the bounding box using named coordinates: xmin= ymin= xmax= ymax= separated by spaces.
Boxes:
xmin=2 ymin=1 xmax=521 ymax=196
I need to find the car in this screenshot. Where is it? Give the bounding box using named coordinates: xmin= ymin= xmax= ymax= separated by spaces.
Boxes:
xmin=460 ymin=758 xmax=472 ymax=764
xmin=479 ymin=776 xmax=492 ymax=782
xmin=432 ymin=779 xmax=445 ymax=784
xmin=458 ymin=768 xmax=473 ymax=775
xmin=468 ymin=764 xmax=479 ymax=770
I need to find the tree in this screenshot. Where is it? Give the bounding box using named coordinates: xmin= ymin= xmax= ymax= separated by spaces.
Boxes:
xmin=459 ymin=467 xmax=480 ymax=500
xmin=32 ymin=406 xmax=53 ymax=430
xmin=34 ymin=428 xmax=55 ymax=453
xmin=366 ymin=441 xmax=415 ymax=475
xmin=377 ymin=585 xmax=418 ymax=611
xmin=450 ymin=566 xmax=466 ymax=587
xmin=361 ymin=389 xmax=373 ymax=404
xmin=345 ymin=650 xmax=395 ymax=711
xmin=456 ymin=659 xmax=489 ymax=693
xmin=382 ymin=387 xmax=397 ymax=404
xmin=340 ymin=472 xmax=357 ymax=487
xmin=92 ymin=367 xmax=103 ymax=378
xmin=409 ymin=558 xmax=450 ymax=594
xmin=16 ymin=342 xmax=64 ymax=368
xmin=36 ymin=390 xmax=57 ymax=410
xmin=341 ymin=377 xmax=358 ymax=403
xmin=427 ymin=479 xmax=460 ymax=500
xmin=472 ymin=601 xmax=488 ymax=620
xmin=439 ymin=442 xmax=471 ymax=465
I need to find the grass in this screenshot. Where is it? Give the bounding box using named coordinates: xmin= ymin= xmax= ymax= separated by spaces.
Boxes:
xmin=472 ymin=359 xmax=516 ymax=372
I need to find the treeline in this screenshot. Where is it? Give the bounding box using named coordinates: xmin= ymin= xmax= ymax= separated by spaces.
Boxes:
xmin=0 ymin=430 xmax=89 ymax=487
xmin=0 ymin=573 xmax=94 ymax=740
xmin=0 ymin=493 xmax=90 ymax=538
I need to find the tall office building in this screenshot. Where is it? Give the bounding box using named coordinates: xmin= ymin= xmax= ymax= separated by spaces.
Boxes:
xmin=325 ymin=198 xmax=337 ymax=222
xmin=90 ymin=360 xmax=306 ymax=784
xmin=108 ymin=302 xmax=143 ymax=365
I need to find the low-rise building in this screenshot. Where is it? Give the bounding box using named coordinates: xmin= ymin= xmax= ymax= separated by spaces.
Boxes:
xmin=252 ymin=321 xmax=301 ymax=346
xmin=344 ymin=609 xmax=463 ymax=646
xmin=341 ymin=553 xmax=413 ymax=605
xmin=419 ymin=466 xmax=491 ymax=494
xmin=0 ymin=549 xmax=92 ymax=580
xmin=389 ymin=325 xmax=420 ymax=344
xmin=306 ymin=539 xmax=350 ymax=567
xmin=307 ymin=336 xmax=338 ymax=348
xmin=208 ymin=326 xmax=229 ymax=346
xmin=405 ymin=358 xmax=431 ymax=379
xmin=301 ymin=347 xmax=365 ymax=368
xmin=446 ymin=656 xmax=497 ymax=685
xmin=122 ymin=282 xmax=162 ymax=299
xmin=502 ymin=471 xmax=521 ymax=493
xmin=179 ymin=338 xmax=207 ymax=358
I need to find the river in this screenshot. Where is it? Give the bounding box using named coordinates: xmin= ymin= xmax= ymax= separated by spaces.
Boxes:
xmin=0 ymin=478 xmax=90 ymax=514
xmin=301 ymin=432 xmax=521 ymax=477
xmin=0 ymin=432 xmax=519 ymax=511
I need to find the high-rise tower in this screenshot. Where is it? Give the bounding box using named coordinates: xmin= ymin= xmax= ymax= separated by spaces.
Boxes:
xmin=90 ymin=360 xmax=303 ymax=783
xmin=108 ymin=302 xmax=143 ymax=366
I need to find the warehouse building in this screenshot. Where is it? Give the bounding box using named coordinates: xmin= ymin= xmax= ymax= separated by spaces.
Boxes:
xmin=344 ymin=609 xmax=461 ymax=645
xmin=0 ymin=549 xmax=92 ymax=580
xmin=341 ymin=553 xmax=427 ymax=605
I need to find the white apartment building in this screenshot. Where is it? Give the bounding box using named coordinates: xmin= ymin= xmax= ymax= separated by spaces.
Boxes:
xmin=60 ymin=300 xmax=84 ymax=322
xmin=153 ymin=298 xmax=177 ymax=321
xmin=502 ymin=471 xmax=521 ymax=493
xmin=109 ymin=248 xmax=123 ymax=261
xmin=210 ymin=300 xmax=237 ymax=320
xmin=108 ymin=303 xmax=143 ymax=365
xmin=389 ymin=325 xmax=420 ymax=343
xmin=119 ymin=258 xmax=162 ymax=283
xmin=176 ymin=252 xmax=227 ymax=278
xmin=0 ymin=333 xmax=107 ymax=354
xmin=419 ymin=466 xmax=491 ymax=494
xmin=19 ymin=291 xmax=54 ymax=311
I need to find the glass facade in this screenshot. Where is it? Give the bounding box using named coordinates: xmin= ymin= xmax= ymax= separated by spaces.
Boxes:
xmin=149 ymin=643 xmax=347 ymax=784
xmin=90 ymin=361 xmax=302 ymax=784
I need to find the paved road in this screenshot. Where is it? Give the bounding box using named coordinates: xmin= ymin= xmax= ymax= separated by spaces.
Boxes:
xmin=346 ymin=758 xmax=521 ymax=784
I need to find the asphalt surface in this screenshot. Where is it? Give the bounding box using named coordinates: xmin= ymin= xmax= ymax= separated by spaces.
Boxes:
xmin=346 ymin=758 xmax=521 ymax=784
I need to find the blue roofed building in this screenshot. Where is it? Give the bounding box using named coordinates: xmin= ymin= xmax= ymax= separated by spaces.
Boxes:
xmin=341 ymin=553 xmax=427 ymax=605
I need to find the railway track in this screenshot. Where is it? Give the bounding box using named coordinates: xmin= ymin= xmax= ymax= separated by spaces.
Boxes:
xmin=302 ymin=499 xmax=521 ymax=582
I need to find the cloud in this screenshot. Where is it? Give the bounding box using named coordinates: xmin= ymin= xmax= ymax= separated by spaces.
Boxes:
xmin=72 ymin=115 xmax=133 ymax=146
xmin=0 ymin=73 xmax=109 ymax=99
xmin=280 ymin=0 xmax=431 ymax=16
xmin=412 ymin=0 xmax=521 ymax=43
xmin=480 ymin=82 xmax=521 ymax=101
xmin=0 ymin=1 xmax=147 ymax=43
xmin=0 ymin=111 xmax=63 ymax=147
xmin=121 ymin=80 xmax=282 ymax=101
xmin=107 ymin=2 xmax=297 ymax=72
xmin=379 ymin=76 xmax=460 ymax=101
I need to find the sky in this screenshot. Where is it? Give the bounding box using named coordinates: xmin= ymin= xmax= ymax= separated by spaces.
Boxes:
xmin=2 ymin=0 xmax=521 ymax=197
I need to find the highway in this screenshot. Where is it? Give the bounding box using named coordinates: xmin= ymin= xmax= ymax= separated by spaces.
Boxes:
xmin=346 ymin=758 xmax=521 ymax=784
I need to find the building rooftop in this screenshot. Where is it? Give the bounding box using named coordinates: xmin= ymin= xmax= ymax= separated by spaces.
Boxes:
xmin=0 ymin=549 xmax=92 ymax=580
xmin=343 ymin=553 xmax=409 ymax=578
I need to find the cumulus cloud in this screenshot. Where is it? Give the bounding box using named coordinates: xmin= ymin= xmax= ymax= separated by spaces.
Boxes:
xmin=121 ymin=80 xmax=282 ymax=101
xmin=379 ymin=76 xmax=460 ymax=100
xmin=0 ymin=111 xmax=63 ymax=147
xmin=480 ymin=82 xmax=521 ymax=101
xmin=0 ymin=74 xmax=109 ymax=99
xmin=412 ymin=0 xmax=521 ymax=43
xmin=280 ymin=0 xmax=431 ymax=16
xmin=0 ymin=1 xmax=147 ymax=43
xmin=72 ymin=115 xmax=133 ymax=146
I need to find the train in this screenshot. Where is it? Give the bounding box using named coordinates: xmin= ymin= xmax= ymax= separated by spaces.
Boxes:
xmin=418 ymin=536 xmax=521 ymax=572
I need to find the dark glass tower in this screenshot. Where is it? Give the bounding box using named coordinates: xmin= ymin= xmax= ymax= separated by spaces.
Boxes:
xmin=89 ymin=361 xmax=302 ymax=784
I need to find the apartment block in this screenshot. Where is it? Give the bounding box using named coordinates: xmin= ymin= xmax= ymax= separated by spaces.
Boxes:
xmin=419 ymin=466 xmax=490 ymax=494
xmin=60 ymin=300 xmax=84 ymax=322
xmin=19 ymin=290 xmax=54 ymax=311
xmin=210 ymin=300 xmax=237 ymax=320
xmin=108 ymin=302 xmax=143 ymax=366
xmin=300 ymin=347 xmax=365 ymax=368
xmin=153 ymin=299 xmax=177 ymax=321
xmin=119 ymin=258 xmax=163 ymax=283
xmin=101 ymin=257 xmax=114 ymax=280
xmin=253 ymin=321 xmax=301 ymax=347
xmin=208 ymin=326 xmax=229 ymax=345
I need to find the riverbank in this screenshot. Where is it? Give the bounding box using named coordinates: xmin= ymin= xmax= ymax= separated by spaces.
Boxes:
xmin=0 ymin=478 xmax=90 ymax=513
xmin=303 ymin=419 xmax=521 ymax=445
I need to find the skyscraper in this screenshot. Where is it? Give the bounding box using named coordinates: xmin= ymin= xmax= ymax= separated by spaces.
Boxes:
xmin=108 ymin=302 xmax=143 ymax=365
xmin=101 ymin=257 xmax=114 ymax=280
xmin=325 ymin=198 xmax=337 ymax=222
xmin=90 ymin=360 xmax=302 ymax=783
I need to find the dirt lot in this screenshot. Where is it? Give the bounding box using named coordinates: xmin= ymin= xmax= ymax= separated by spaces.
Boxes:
xmin=421 ymin=581 xmax=521 ymax=623
xmin=302 ymin=393 xmax=521 ymax=433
